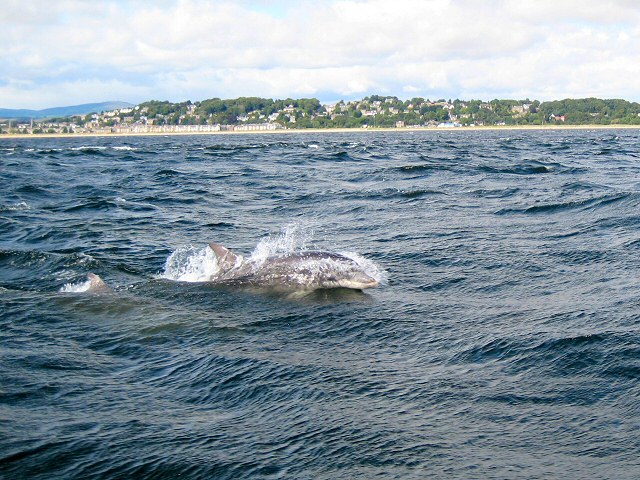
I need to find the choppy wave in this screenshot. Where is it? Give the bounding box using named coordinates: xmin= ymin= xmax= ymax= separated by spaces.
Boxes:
xmin=496 ymin=191 xmax=637 ymax=215
xmin=0 ymin=201 xmax=31 ymax=211
xmin=2 ymin=130 xmax=640 ymax=478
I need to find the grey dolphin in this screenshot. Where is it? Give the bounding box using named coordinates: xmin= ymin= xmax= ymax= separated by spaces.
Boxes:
xmin=208 ymin=242 xmax=379 ymax=290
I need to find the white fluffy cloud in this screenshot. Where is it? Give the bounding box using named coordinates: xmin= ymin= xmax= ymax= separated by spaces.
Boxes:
xmin=1 ymin=0 xmax=639 ymax=108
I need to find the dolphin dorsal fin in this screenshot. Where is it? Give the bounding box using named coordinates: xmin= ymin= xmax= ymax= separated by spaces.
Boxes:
xmin=209 ymin=242 xmax=241 ymax=271
xmin=87 ymin=273 xmax=110 ymax=292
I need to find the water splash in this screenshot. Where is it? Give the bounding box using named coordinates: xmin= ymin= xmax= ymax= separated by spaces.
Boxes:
xmin=250 ymin=224 xmax=314 ymax=264
xmin=160 ymin=225 xmax=314 ymax=283
xmin=340 ymin=251 xmax=388 ymax=285
xmin=60 ymin=278 xmax=93 ymax=293
xmin=161 ymin=245 xmax=221 ymax=282
xmin=159 ymin=224 xmax=386 ymax=286
xmin=1 ymin=201 xmax=31 ymax=211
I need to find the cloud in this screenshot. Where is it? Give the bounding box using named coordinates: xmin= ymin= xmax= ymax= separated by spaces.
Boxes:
xmin=1 ymin=0 xmax=640 ymax=108
xmin=0 ymin=77 xmax=149 ymax=109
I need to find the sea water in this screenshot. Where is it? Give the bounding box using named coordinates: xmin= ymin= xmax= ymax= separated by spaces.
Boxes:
xmin=1 ymin=130 xmax=639 ymax=478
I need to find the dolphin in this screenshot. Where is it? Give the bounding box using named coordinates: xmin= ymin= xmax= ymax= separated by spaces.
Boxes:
xmin=208 ymin=242 xmax=379 ymax=291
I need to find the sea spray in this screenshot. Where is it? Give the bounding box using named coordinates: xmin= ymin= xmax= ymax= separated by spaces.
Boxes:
xmin=339 ymin=251 xmax=388 ymax=285
xmin=60 ymin=278 xmax=93 ymax=293
xmin=250 ymin=223 xmax=315 ymax=264
xmin=161 ymin=245 xmax=222 ymax=282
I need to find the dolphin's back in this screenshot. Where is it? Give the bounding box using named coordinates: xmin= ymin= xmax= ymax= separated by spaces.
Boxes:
xmin=245 ymin=251 xmax=365 ymax=288
xmin=266 ymin=251 xmax=352 ymax=265
xmin=208 ymin=243 xmax=377 ymax=290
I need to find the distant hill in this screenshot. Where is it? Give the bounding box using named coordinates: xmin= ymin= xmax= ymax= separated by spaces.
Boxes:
xmin=0 ymin=101 xmax=135 ymax=120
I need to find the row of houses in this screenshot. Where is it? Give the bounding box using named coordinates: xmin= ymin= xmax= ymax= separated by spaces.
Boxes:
xmin=111 ymin=122 xmax=282 ymax=134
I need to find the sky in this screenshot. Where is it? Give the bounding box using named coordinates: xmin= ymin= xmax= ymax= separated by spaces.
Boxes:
xmin=2 ymin=0 xmax=640 ymax=109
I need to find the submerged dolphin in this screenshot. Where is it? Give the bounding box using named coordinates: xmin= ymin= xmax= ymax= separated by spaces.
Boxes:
xmin=208 ymin=242 xmax=379 ymax=290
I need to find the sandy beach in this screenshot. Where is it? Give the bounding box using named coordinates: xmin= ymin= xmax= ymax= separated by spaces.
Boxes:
xmin=1 ymin=123 xmax=639 ymax=140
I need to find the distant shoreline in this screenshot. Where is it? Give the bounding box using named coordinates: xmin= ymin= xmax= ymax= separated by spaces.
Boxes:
xmin=1 ymin=124 xmax=639 ymax=140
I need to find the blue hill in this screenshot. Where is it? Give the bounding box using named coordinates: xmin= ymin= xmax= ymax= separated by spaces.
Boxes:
xmin=0 ymin=101 xmax=134 ymax=120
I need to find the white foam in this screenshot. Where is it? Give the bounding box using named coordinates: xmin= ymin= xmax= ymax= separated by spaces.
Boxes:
xmin=340 ymin=251 xmax=388 ymax=285
xmin=113 ymin=146 xmax=137 ymax=151
xmin=1 ymin=201 xmax=31 ymax=211
xmin=60 ymin=279 xmax=93 ymax=293
xmin=161 ymin=245 xmax=221 ymax=282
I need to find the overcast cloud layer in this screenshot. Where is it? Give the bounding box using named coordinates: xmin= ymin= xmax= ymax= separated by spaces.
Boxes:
xmin=2 ymin=0 xmax=639 ymax=108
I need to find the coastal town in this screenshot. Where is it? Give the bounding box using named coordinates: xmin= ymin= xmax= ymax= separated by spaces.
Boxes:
xmin=2 ymin=96 xmax=640 ymax=135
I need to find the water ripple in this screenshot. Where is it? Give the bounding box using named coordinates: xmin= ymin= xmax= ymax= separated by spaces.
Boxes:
xmin=2 ymin=130 xmax=640 ymax=478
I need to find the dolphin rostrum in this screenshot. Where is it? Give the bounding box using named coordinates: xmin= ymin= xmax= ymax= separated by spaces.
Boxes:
xmin=207 ymin=242 xmax=379 ymax=290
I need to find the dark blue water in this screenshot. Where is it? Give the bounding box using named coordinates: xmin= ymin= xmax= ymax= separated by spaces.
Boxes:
xmin=1 ymin=130 xmax=639 ymax=479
